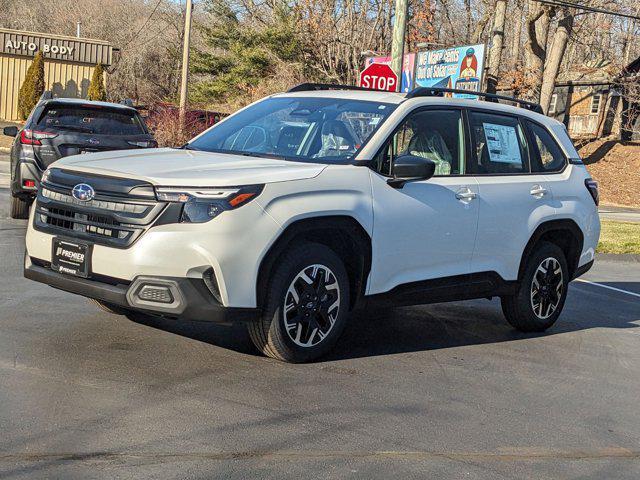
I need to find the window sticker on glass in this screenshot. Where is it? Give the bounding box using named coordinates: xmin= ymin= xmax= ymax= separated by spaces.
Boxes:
xmin=482 ymin=123 xmax=521 ymax=163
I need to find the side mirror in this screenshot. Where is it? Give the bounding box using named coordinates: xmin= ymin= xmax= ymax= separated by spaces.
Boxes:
xmin=3 ymin=126 xmax=18 ymax=137
xmin=388 ymin=154 xmax=436 ymax=188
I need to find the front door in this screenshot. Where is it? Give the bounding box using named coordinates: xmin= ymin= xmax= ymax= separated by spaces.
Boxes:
xmin=368 ymin=108 xmax=480 ymax=295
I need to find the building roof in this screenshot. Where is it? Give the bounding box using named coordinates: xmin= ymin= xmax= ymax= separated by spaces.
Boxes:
xmin=556 ymin=64 xmax=617 ymax=86
xmin=0 ymin=27 xmax=111 ymax=46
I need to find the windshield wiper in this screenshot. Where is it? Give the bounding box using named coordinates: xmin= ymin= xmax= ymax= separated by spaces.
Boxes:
xmin=180 ymin=144 xmax=200 ymax=151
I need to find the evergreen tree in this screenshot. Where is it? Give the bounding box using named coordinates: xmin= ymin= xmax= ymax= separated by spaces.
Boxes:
xmin=17 ymin=52 xmax=45 ymax=120
xmin=87 ymin=64 xmax=107 ymax=101
xmin=191 ymin=0 xmax=305 ymax=104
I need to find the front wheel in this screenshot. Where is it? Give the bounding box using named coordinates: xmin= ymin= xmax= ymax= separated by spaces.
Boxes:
xmin=248 ymin=243 xmax=350 ymax=363
xmin=501 ymin=241 xmax=569 ymax=332
xmin=89 ymin=299 xmax=129 ymax=316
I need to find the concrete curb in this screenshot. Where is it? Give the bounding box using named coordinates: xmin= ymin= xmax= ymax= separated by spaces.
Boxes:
xmin=596 ymin=253 xmax=640 ymax=263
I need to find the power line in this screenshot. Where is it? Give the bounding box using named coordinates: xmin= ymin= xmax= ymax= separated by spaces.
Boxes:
xmin=535 ymin=0 xmax=640 ymax=21
xmin=119 ymin=0 xmax=164 ymax=53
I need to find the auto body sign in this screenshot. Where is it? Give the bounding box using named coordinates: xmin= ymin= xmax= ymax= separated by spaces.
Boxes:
xmin=4 ymin=39 xmax=75 ymax=56
xmin=415 ymin=44 xmax=486 ymax=98
xmin=0 ymin=30 xmax=112 ymax=65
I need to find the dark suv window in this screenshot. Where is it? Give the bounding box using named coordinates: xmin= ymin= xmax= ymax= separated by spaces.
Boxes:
xmin=468 ymin=111 xmax=529 ymax=174
xmin=527 ymin=121 xmax=566 ymax=172
xmin=36 ymin=105 xmax=146 ymax=135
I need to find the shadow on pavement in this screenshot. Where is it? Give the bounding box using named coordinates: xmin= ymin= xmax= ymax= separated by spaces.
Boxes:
xmin=128 ymin=282 xmax=640 ymax=362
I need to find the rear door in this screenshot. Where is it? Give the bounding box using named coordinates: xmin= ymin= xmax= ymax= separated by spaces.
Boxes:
xmin=32 ymin=103 xmax=153 ymax=167
xmin=468 ymin=110 xmax=555 ymax=280
xmin=368 ymin=107 xmax=480 ymax=295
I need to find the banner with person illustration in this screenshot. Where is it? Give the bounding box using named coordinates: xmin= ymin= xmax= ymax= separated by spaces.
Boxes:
xmin=414 ymin=44 xmax=486 ymax=98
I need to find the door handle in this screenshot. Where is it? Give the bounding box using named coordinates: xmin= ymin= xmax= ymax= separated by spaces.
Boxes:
xmin=455 ymin=188 xmax=477 ymax=201
xmin=530 ymin=185 xmax=548 ymax=198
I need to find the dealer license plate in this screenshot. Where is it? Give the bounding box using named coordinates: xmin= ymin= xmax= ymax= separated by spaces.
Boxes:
xmin=51 ymin=238 xmax=91 ymax=278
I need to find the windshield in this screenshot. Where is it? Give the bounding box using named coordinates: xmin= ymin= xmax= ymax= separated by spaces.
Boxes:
xmin=187 ymin=96 xmax=397 ymax=164
xmin=37 ymin=105 xmax=147 ymax=135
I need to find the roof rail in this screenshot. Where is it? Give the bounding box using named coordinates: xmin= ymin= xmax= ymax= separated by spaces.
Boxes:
xmin=405 ymin=87 xmax=544 ymax=114
xmin=287 ymin=83 xmax=388 ymax=93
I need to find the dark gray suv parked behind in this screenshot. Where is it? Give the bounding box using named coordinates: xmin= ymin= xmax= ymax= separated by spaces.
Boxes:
xmin=4 ymin=97 xmax=156 ymax=219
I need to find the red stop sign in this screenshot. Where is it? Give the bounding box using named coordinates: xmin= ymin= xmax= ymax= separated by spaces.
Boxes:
xmin=359 ymin=63 xmax=398 ymax=92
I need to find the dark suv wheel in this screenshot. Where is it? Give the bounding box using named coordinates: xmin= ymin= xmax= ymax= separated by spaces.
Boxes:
xmin=501 ymin=241 xmax=569 ymax=332
xmin=248 ymin=243 xmax=350 ymax=362
xmin=10 ymin=196 xmax=31 ymax=219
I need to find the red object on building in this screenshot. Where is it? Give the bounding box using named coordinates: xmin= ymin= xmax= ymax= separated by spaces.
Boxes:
xmin=359 ymin=63 xmax=399 ymax=92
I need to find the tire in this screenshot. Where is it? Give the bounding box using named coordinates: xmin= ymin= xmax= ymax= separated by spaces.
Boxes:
xmin=89 ymin=299 xmax=128 ymax=316
xmin=10 ymin=196 xmax=30 ymax=219
xmin=248 ymin=243 xmax=350 ymax=363
xmin=501 ymin=241 xmax=569 ymax=332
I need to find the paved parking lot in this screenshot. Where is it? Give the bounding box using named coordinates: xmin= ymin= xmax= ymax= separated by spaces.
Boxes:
xmin=0 ymin=157 xmax=639 ymax=479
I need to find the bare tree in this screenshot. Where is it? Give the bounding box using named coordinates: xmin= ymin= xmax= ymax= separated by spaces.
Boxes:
xmin=540 ymin=8 xmax=574 ymax=113
xmin=523 ymin=0 xmax=554 ymax=101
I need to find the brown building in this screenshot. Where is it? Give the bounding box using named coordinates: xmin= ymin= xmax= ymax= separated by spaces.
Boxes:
xmin=0 ymin=28 xmax=114 ymax=121
xmin=548 ymin=58 xmax=640 ymax=141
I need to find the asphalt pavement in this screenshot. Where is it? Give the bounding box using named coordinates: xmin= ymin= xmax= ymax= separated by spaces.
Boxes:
xmin=0 ymin=155 xmax=639 ymax=479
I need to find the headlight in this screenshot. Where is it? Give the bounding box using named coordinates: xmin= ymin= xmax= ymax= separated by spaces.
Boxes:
xmin=155 ymin=185 xmax=263 ymax=223
xmin=41 ymin=168 xmax=52 ymax=184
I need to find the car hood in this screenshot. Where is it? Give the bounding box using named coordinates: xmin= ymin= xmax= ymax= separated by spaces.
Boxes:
xmin=53 ymin=148 xmax=327 ymax=186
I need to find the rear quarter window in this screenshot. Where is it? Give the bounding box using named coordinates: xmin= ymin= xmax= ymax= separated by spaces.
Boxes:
xmin=526 ymin=121 xmax=567 ymax=173
xmin=36 ymin=105 xmax=146 ymax=135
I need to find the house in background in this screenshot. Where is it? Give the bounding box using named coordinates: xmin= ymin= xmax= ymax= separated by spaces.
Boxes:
xmin=548 ymin=57 xmax=640 ymax=141
xmin=619 ymin=56 xmax=640 ymax=141
xmin=548 ymin=65 xmax=614 ymax=140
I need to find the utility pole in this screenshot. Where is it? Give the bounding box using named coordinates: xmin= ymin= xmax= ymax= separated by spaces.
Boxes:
xmin=179 ymin=0 xmax=194 ymax=126
xmin=390 ymin=0 xmax=409 ymax=92
xmin=486 ymin=0 xmax=507 ymax=93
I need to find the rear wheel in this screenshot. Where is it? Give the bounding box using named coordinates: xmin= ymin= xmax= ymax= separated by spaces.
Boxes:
xmin=501 ymin=241 xmax=569 ymax=332
xmin=10 ymin=196 xmax=30 ymax=219
xmin=248 ymin=243 xmax=350 ymax=363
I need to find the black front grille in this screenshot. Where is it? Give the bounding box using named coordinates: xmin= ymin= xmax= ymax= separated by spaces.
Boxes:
xmin=33 ymin=169 xmax=170 ymax=248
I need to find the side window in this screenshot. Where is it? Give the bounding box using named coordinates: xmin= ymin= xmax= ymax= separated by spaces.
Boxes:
xmin=468 ymin=111 xmax=529 ymax=174
xmin=373 ymin=109 xmax=465 ymax=177
xmin=527 ymin=121 xmax=566 ymax=173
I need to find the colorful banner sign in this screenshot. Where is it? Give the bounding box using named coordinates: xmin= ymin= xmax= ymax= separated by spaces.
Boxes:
xmin=363 ymin=53 xmax=416 ymax=93
xmin=414 ymin=44 xmax=486 ymax=98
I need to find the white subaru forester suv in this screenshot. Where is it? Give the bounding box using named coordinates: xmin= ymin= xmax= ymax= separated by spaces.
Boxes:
xmin=24 ymin=85 xmax=600 ymax=362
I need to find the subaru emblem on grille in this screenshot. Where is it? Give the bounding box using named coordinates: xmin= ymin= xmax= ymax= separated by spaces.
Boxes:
xmin=72 ymin=183 xmax=95 ymax=202
xmin=88 ymin=138 xmax=100 ymax=145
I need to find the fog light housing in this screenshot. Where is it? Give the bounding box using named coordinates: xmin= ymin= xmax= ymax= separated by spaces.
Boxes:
xmin=137 ymin=285 xmax=174 ymax=304
xmin=126 ymin=277 xmax=185 ymax=314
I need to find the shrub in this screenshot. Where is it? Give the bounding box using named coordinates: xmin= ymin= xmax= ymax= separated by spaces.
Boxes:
xmin=146 ymin=107 xmax=205 ymax=147
xmin=87 ymin=64 xmax=107 ymax=101
xmin=17 ymin=52 xmax=45 ymax=120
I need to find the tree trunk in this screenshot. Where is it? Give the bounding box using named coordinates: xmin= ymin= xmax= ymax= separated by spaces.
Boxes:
xmin=486 ymin=0 xmax=507 ymax=93
xmin=464 ymin=0 xmax=472 ymax=43
xmin=539 ymin=9 xmax=573 ymax=114
xmin=509 ymin=0 xmax=524 ymax=71
xmin=524 ymin=0 xmax=553 ymax=102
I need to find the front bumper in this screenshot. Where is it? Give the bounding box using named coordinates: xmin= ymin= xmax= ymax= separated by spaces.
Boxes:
xmin=24 ymin=256 xmax=260 ymax=324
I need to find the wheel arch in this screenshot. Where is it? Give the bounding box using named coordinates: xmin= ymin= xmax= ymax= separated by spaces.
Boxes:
xmin=519 ymin=219 xmax=584 ymax=281
xmin=256 ymin=216 xmax=372 ymax=311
